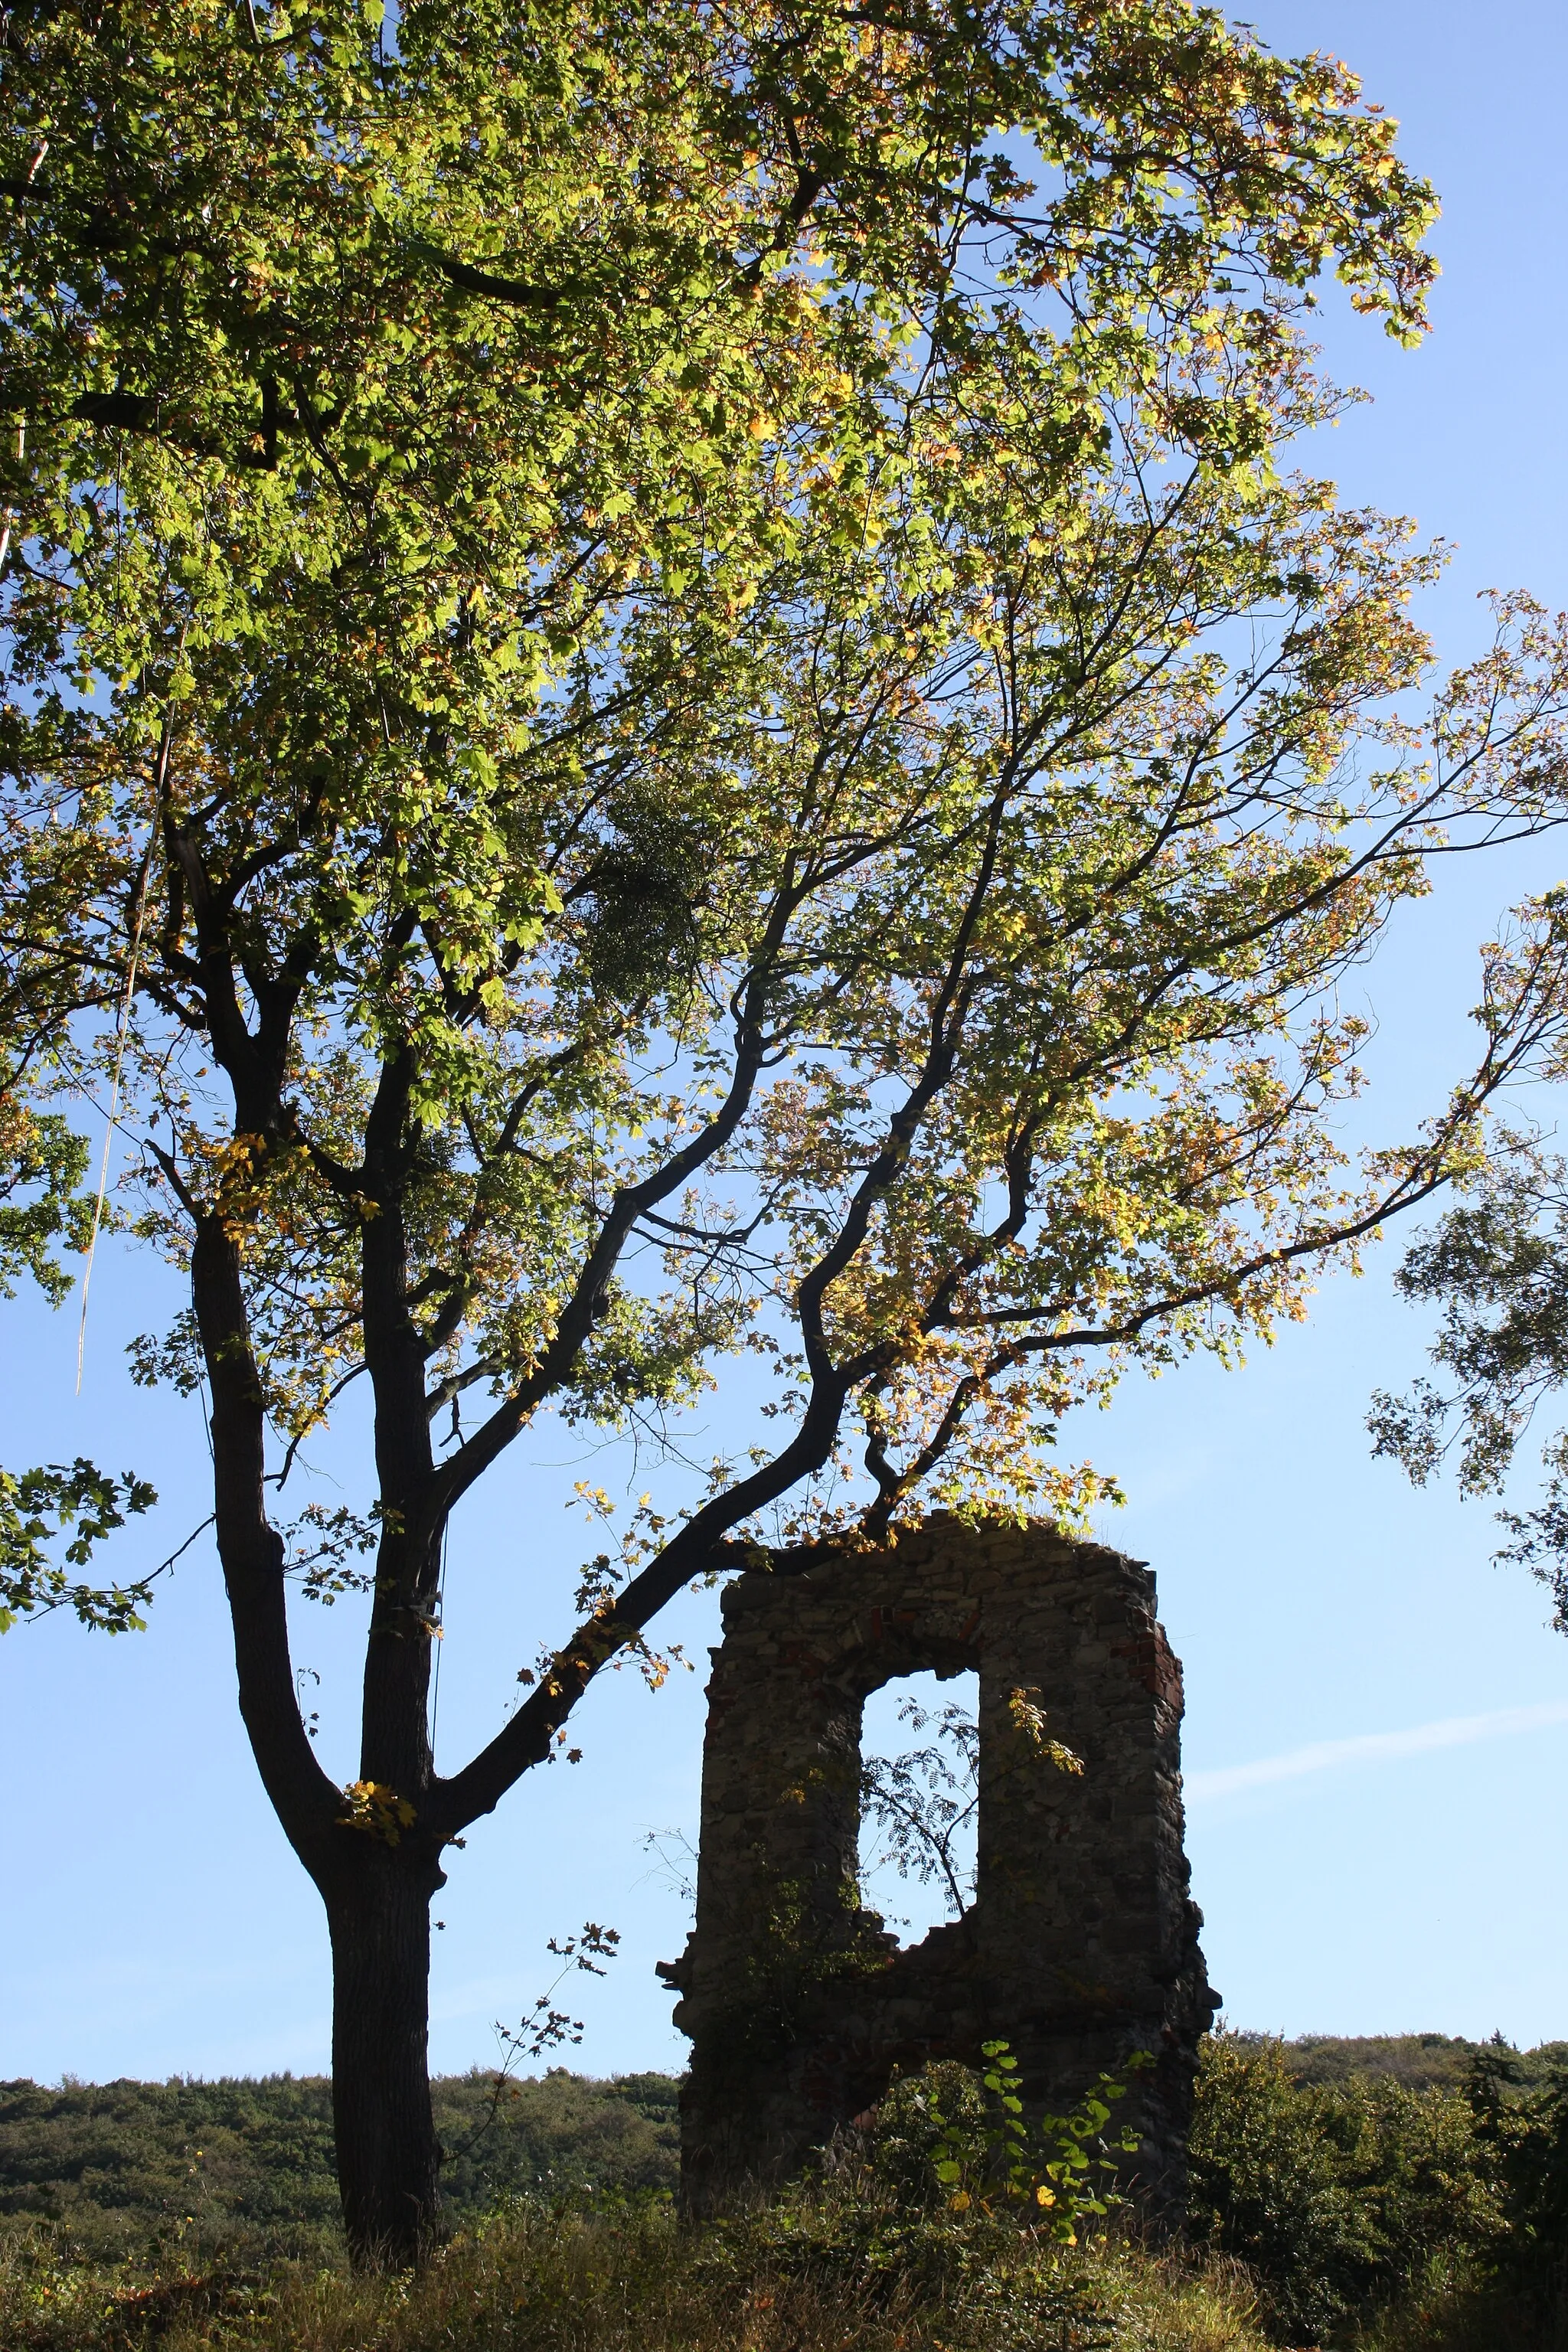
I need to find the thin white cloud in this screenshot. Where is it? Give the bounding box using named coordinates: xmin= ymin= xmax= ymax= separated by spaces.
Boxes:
xmin=1186 ymin=1700 xmax=1568 ymax=1802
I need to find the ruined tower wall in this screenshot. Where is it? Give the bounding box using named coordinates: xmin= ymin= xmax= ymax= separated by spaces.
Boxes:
xmin=663 ymin=1516 xmax=1216 ymax=2214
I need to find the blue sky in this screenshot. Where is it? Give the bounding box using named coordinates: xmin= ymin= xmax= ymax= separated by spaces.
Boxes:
xmin=3 ymin=0 xmax=1567 ymax=2086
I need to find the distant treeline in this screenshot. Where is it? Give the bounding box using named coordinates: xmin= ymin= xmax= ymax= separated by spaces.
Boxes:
xmin=0 ymin=2069 xmax=680 ymax=2262
xmin=1268 ymin=2030 xmax=1567 ymax=2092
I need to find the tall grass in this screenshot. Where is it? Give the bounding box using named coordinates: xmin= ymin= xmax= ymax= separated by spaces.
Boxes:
xmin=0 ymin=2195 xmax=1272 ymax=2352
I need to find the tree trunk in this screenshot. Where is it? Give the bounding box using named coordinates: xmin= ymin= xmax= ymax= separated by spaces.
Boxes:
xmin=326 ymin=1850 xmax=444 ymax=2269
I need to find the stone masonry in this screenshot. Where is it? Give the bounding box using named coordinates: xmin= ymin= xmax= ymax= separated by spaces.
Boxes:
xmin=660 ymin=1515 xmax=1217 ymax=2215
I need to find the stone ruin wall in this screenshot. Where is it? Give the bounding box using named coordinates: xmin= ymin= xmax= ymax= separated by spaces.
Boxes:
xmin=660 ymin=1515 xmax=1217 ymax=2216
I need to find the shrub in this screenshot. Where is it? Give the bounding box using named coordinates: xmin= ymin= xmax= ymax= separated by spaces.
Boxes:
xmin=693 ymin=2047 xmax=1148 ymax=2347
xmin=1187 ymin=2032 xmax=1504 ymax=2343
xmin=1466 ymin=2040 xmax=1568 ymax=2338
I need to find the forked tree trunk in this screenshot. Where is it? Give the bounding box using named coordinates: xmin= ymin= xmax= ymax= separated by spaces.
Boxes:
xmin=195 ymin=1208 xmax=445 ymax=2268
xmin=325 ymin=1850 xmax=444 ymax=2269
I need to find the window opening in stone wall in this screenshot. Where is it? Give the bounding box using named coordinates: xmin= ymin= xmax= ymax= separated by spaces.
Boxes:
xmin=858 ymin=1669 xmax=979 ymax=1949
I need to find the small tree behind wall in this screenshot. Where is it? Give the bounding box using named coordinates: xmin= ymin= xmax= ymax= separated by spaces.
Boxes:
xmin=1372 ymin=1123 xmax=1568 ymax=1637
xmin=8 ymin=0 xmax=1568 ymax=2267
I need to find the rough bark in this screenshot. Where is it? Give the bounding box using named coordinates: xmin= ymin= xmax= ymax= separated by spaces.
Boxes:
xmin=325 ymin=1848 xmax=446 ymax=2269
xmin=193 ymin=1213 xmax=340 ymax=1859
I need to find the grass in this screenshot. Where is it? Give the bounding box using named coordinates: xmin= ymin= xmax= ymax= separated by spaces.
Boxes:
xmin=0 ymin=2195 xmax=1275 ymax=2352
xmin=1357 ymin=2282 xmax=1566 ymax=2352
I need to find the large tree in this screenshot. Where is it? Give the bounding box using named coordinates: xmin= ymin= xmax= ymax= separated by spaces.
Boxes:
xmin=6 ymin=0 xmax=1568 ymax=2265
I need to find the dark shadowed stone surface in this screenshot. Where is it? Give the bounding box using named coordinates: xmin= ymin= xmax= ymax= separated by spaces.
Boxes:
xmin=660 ymin=1516 xmax=1217 ymax=2217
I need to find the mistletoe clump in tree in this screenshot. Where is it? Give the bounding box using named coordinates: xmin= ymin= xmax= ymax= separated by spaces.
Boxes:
xmin=7 ymin=0 xmax=1568 ymax=2265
